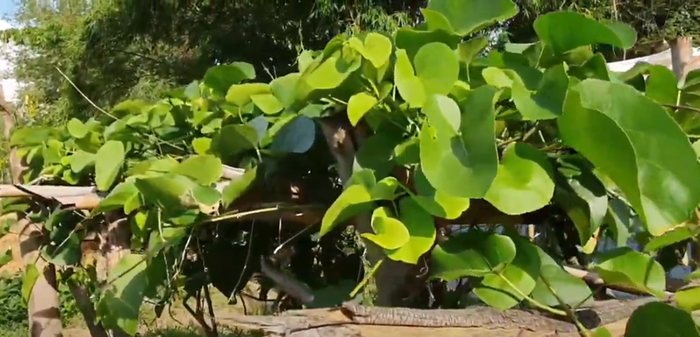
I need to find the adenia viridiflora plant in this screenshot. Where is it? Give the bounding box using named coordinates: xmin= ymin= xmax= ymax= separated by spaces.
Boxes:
xmin=4 ymin=0 xmax=700 ymax=336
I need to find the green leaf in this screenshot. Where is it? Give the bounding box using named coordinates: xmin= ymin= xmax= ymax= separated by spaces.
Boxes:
xmin=320 ymin=170 xmax=398 ymax=237
xmin=270 ymin=73 xmax=301 ymax=108
xmin=412 ymin=166 xmax=470 ymax=220
xmin=305 ymin=55 xmax=353 ymax=90
xmin=644 ymin=64 xmax=679 ymax=106
xmin=68 ymin=150 xmax=95 ymax=173
xmin=457 ymin=37 xmax=488 ymax=65
xmin=423 ymin=0 xmax=518 ymax=36
xmin=512 ymin=63 xmax=569 ymax=120
xmin=203 ymin=62 xmax=256 ymax=95
xmin=394 ymin=49 xmax=426 ymax=108
xmin=222 ymin=167 xmax=257 ymax=208
xmin=361 ymin=207 xmax=410 ymax=250
xmin=605 ymin=198 xmax=634 ymax=247
xmin=134 ymin=175 xmax=195 ymax=210
xmin=67 ymin=118 xmax=88 ymax=139
xmin=484 ymin=143 xmax=554 ymax=215
xmin=688 ymin=269 xmax=700 ymax=281
xmin=251 ymin=93 xmax=284 ymax=115
xmin=644 ymin=226 xmax=698 ymax=252
xmin=354 ymin=133 xmax=400 ymax=178
xmin=348 ymin=92 xmax=378 ymax=126
xmin=0 ymin=249 xmax=12 ymax=267
xmin=97 ymin=254 xmax=149 ymax=336
xmin=173 ymin=155 xmax=223 ymax=185
xmin=559 ymin=79 xmax=700 ymax=236
xmin=270 ymin=116 xmax=315 ymax=154
xmin=212 ymin=124 xmax=258 ymax=157
xmin=430 ymin=231 xmax=516 ymax=281
xmin=676 ymin=286 xmax=700 ymax=312
xmin=420 ymin=86 xmax=499 ymax=199
xmin=95 ymin=140 xmax=125 ymax=191
xmin=414 ymin=42 xmax=459 ymax=96
xmin=534 ymin=12 xmax=636 ymax=54
xmin=553 ymin=155 xmax=608 ymax=247
xmin=22 ymin=263 xmax=40 ymax=303
xmin=226 ymin=83 xmax=270 ymax=106
xmin=530 ymin=246 xmax=592 ymax=307
xmin=394 ymin=27 xmax=461 ymax=63
xmin=320 ymin=184 xmax=374 ymax=237
xmin=386 ymin=197 xmax=436 ymax=264
xmin=353 ymin=32 xmax=393 ymax=68
xmin=591 ymin=327 xmax=613 ymax=337
xmin=625 ymin=302 xmax=700 ymax=337
xmin=192 ymin=137 xmax=212 ymax=155
xmin=473 ymin=234 xmax=541 ymax=310
xmin=593 ymin=247 xmax=666 ymax=297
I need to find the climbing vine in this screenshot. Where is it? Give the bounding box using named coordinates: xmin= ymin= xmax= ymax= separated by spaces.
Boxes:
xmin=2 ymin=0 xmax=700 ymax=336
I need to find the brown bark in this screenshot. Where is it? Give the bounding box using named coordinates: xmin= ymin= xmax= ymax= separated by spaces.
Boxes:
xmin=95 ymin=213 xmax=132 ymax=337
xmin=318 ymin=114 xmax=414 ymax=306
xmin=1 ymin=83 xmax=65 ymax=337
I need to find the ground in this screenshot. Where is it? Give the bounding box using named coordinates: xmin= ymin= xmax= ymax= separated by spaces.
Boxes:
xmin=0 ymin=221 xmax=265 ymax=337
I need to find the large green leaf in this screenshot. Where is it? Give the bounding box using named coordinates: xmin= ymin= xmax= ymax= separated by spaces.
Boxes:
xmin=134 ymin=174 xmax=196 ymax=210
xmin=386 ymin=197 xmax=436 ymax=264
xmin=173 ymin=155 xmax=223 ymax=185
xmin=430 ymin=231 xmax=516 ymax=281
xmin=414 ymin=42 xmax=459 ymax=96
xmin=361 ymin=207 xmax=410 ymax=250
xmin=512 ymin=63 xmax=569 ymax=120
xmin=559 ymin=79 xmax=700 ymax=236
xmin=484 ymin=143 xmax=554 ymax=215
xmin=348 ymin=92 xmax=378 ymax=126
xmin=395 ymin=49 xmax=426 ymax=108
xmin=530 ymin=246 xmax=592 ymax=307
xmin=473 ymin=234 xmax=541 ymax=310
xmin=203 ymin=62 xmax=256 ymax=96
xmin=553 ymin=155 xmax=608 ymax=248
xmin=212 ymin=124 xmax=258 ymax=157
xmin=95 ymin=140 xmax=125 ymax=191
xmin=320 ymin=170 xmax=399 ymax=237
xmin=226 ymin=83 xmax=270 ymax=106
xmin=97 ymin=254 xmax=149 ymax=336
xmin=420 ymin=86 xmax=499 ymax=199
xmin=412 ymin=166 xmax=470 ymax=219
xmin=534 ymin=12 xmax=636 ymax=54
xmin=625 ymin=302 xmax=700 ymax=337
xmin=423 ymin=0 xmax=518 ymax=37
xmin=350 ymin=32 xmax=393 ymax=68
xmin=270 ymin=115 xmax=315 ymax=154
xmin=593 ymin=247 xmax=666 ymax=297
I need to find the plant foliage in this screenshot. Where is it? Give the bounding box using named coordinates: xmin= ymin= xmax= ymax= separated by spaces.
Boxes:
xmin=3 ymin=0 xmax=700 ymax=336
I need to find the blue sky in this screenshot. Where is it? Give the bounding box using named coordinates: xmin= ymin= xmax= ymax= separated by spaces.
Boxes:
xmin=0 ymin=0 xmax=18 ymax=20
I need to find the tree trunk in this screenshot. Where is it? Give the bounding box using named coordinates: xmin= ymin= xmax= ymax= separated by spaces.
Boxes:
xmin=318 ymin=115 xmax=415 ymax=307
xmin=1 ymin=84 xmax=65 ymax=337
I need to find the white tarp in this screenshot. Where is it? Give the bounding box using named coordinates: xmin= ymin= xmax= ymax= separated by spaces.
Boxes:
xmin=607 ymin=47 xmax=700 ymax=73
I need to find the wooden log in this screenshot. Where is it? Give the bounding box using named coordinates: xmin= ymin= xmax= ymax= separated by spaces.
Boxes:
xmin=217 ymin=298 xmax=692 ymax=337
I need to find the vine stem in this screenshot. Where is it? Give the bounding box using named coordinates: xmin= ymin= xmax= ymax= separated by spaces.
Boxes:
xmin=350 ymin=258 xmax=384 ymax=298
xmin=497 ymin=274 xmax=567 ymax=316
